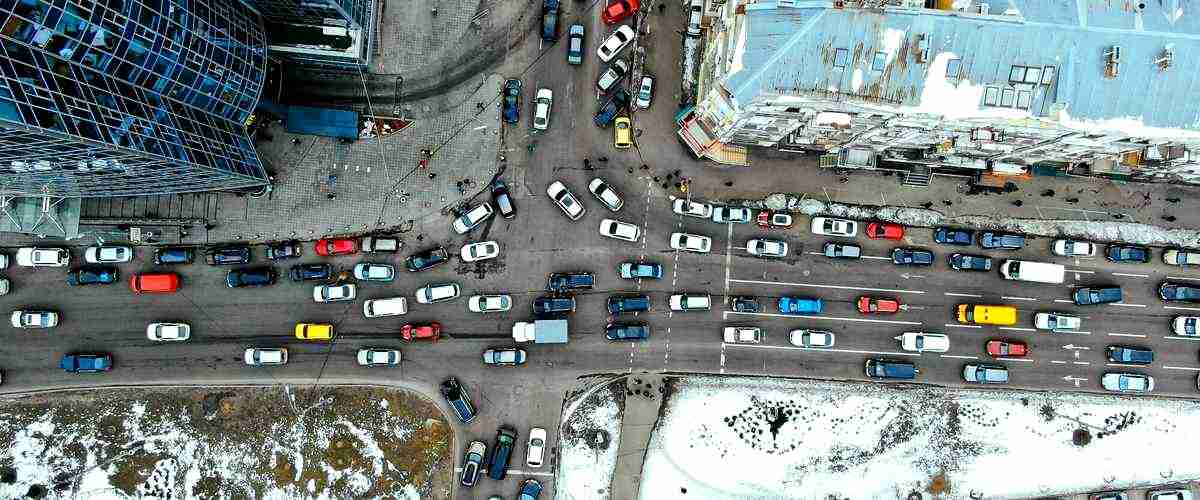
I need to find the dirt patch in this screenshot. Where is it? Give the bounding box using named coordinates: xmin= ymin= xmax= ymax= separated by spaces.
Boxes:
xmin=0 ymin=386 xmax=452 ymax=499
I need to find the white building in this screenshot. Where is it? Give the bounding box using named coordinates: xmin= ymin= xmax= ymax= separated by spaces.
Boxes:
xmin=679 ymin=0 xmax=1200 ymax=186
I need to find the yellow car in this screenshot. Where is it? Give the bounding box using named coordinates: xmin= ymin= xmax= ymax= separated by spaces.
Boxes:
xmin=295 ymin=322 xmax=334 ymax=341
xmin=614 ymin=117 xmax=633 ymax=149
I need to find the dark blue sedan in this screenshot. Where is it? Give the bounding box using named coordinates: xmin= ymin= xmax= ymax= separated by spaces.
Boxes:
xmin=60 ymin=353 xmax=113 ymax=373
xmin=519 ymin=478 xmax=543 ymax=500
xmin=933 ymin=227 xmax=972 ymax=246
xmin=1105 ymin=244 xmax=1151 ymax=263
xmin=502 ymin=79 xmax=522 ymax=124
xmin=65 ymin=266 xmax=119 ymax=286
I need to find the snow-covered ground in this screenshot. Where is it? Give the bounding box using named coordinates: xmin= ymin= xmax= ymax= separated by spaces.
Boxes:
xmin=555 ymin=381 xmax=623 ymax=500
xmin=639 ymin=376 xmax=1200 ymax=499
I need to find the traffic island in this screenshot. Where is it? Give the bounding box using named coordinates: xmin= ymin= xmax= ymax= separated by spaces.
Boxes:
xmin=0 ymin=386 xmax=453 ymax=499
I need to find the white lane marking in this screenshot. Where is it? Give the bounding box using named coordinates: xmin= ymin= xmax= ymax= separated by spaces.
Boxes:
xmin=945 ymin=323 xmax=981 ymax=329
xmin=1110 ymin=303 xmax=1147 ymax=308
xmin=1002 ymin=296 xmax=1038 ymax=302
xmin=1054 ymin=299 xmax=1074 ymax=304
xmin=1105 ymin=363 xmax=1148 ymax=368
xmin=1107 ymin=332 xmax=1147 ymax=338
xmin=1050 ymin=360 xmax=1068 ymax=364
xmin=1065 ymin=269 xmax=1095 ymax=274
xmin=940 ymin=354 xmax=977 ymax=360
xmin=997 ymin=357 xmax=1035 ymax=363
xmin=727 ymin=311 xmax=922 ymax=325
xmin=719 ymin=342 xmax=726 ymax=374
xmin=998 ymin=327 xmax=1036 ymax=332
xmin=1164 ymin=305 xmax=1200 ymax=312
xmin=1167 ymin=276 xmax=1200 ymax=281
xmin=805 ymin=251 xmax=891 ymax=261
xmin=725 ymin=343 xmax=919 ymax=357
xmin=1165 ymin=336 xmax=1200 ymax=341
xmin=1072 ymin=361 xmax=1091 ymax=366
xmin=1058 ymin=330 xmax=1091 ymax=335
xmin=723 ymin=222 xmax=733 ymax=303
xmin=728 ymin=278 xmax=926 ymax=295
xmin=944 ymin=292 xmax=983 ymax=298
xmin=1163 ymin=365 xmax=1200 ymax=372
xmin=1112 ymin=272 xmax=1149 ymax=278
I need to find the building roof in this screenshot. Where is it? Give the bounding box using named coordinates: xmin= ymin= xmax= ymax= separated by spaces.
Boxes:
xmin=726 ymin=0 xmax=1200 ymax=135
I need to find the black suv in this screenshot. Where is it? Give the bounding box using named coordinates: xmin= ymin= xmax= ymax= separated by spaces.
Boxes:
xmin=547 ymin=271 xmax=594 ymax=292
xmin=225 ymin=267 xmax=277 ymax=288
xmin=534 ymin=296 xmax=576 ymax=316
xmin=405 ymin=246 xmax=449 ymax=272
xmin=891 ymin=247 xmax=933 ymax=266
xmin=979 ymin=232 xmax=1025 ymax=250
xmin=606 ymin=295 xmax=650 ymax=314
xmin=440 ymin=378 xmax=477 ymax=424
xmin=1105 ymin=345 xmax=1154 ymax=364
xmin=205 ymin=246 xmax=252 ymax=265
xmin=265 ymin=241 xmax=302 ymax=260
xmin=289 ymin=263 xmax=332 ymax=282
xmin=1159 ymin=282 xmax=1200 ymax=302
xmin=1073 ymin=286 xmax=1122 ymax=305
xmin=948 ymin=253 xmax=992 ymax=271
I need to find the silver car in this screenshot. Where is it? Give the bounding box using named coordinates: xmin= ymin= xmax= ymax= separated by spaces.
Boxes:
xmin=482 ymin=347 xmax=527 ymax=366
xmin=416 ymin=282 xmax=461 ymax=304
xmin=313 ymin=283 xmax=357 ymax=303
xmin=746 ymin=239 xmax=788 ymax=258
xmin=789 ymin=329 xmax=834 ymax=347
xmin=10 ymin=310 xmax=59 ymax=328
xmin=1101 ymin=372 xmax=1154 ymax=393
xmin=712 ymin=206 xmax=753 ymax=223
xmin=146 ymin=322 xmax=190 ymax=341
xmin=588 ymin=178 xmax=623 ymax=211
xmin=353 ymin=262 xmax=395 ymax=282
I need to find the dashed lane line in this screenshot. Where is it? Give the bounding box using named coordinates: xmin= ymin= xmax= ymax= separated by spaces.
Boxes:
xmin=945 ymin=323 xmax=981 ymax=329
xmin=728 ymin=278 xmax=926 ymax=295
xmin=1002 ymin=296 xmax=1038 ymax=302
xmin=1105 ymin=363 xmax=1147 ymax=368
xmin=1065 ymin=269 xmax=1095 ymax=274
xmin=1167 ymin=276 xmax=1200 ymax=281
xmin=1107 ymin=332 xmax=1147 ymax=338
xmin=997 ymin=327 xmax=1036 ymax=332
xmin=1112 ymin=272 xmax=1149 ymax=278
xmin=1054 ymin=299 xmax=1074 ymax=304
xmin=1050 ymin=360 xmax=1068 ymax=364
xmin=1164 ymin=305 xmax=1200 ymax=312
xmin=723 ymin=222 xmax=733 ymax=305
xmin=997 ymin=357 xmax=1035 ymax=363
xmin=1110 ymin=303 xmax=1147 ymax=308
xmin=939 ymin=354 xmax=977 ymax=360
xmin=1072 ymin=361 xmax=1090 ymax=366
xmin=944 ymin=292 xmax=983 ymax=298
xmin=719 ymin=342 xmax=726 ymax=374
xmin=1165 ymin=336 xmax=1200 ymax=341
xmin=725 ymin=311 xmax=922 ymax=325
xmin=1163 ymin=365 xmax=1200 ymax=372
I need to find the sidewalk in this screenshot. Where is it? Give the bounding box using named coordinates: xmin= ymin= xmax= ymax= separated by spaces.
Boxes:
xmin=609 ymin=373 xmax=666 ymax=500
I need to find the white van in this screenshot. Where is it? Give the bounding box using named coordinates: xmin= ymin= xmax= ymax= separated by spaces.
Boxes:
xmin=895 ymin=332 xmax=949 ymax=353
xmin=363 ymin=297 xmax=408 ymax=318
xmin=999 ymin=260 xmax=1065 ymax=284
xmin=669 ymin=293 xmax=711 ymax=311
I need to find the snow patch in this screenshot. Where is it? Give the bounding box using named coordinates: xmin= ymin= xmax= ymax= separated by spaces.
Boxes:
xmin=881 ymin=28 xmax=905 ymax=65
xmin=555 ymin=385 xmax=623 ymax=500
xmin=912 ymin=52 xmax=1027 ymax=120
xmin=851 ymin=68 xmax=864 ymax=92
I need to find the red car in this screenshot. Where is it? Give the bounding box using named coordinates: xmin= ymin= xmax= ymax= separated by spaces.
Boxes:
xmin=856 ymin=296 xmax=900 ymax=314
xmin=401 ymin=322 xmax=442 ymax=342
xmin=314 ymin=238 xmax=358 ymax=256
xmin=985 ymin=340 xmax=1028 ymax=358
xmin=866 ymin=222 xmax=904 ymax=240
xmin=602 ymin=0 xmax=639 ymax=25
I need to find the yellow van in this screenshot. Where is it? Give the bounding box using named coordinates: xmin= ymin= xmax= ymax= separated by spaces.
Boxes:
xmin=956 ymin=304 xmax=1017 ymax=326
xmin=295 ymin=323 xmax=334 ymax=341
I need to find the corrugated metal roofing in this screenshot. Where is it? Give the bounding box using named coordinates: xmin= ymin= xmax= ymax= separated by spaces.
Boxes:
xmin=726 ymin=0 xmax=1200 ymax=130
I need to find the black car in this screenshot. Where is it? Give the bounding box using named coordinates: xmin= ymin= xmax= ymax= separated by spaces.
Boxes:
xmin=501 ymin=79 xmax=522 ymax=124
xmin=153 ymin=247 xmax=194 ymax=265
xmin=65 ymin=266 xmax=119 ymax=286
xmin=205 ymin=246 xmax=251 ymax=265
xmin=731 ymin=296 xmax=761 ymax=313
xmin=605 ymin=322 xmax=650 ymax=341
xmin=979 ymin=232 xmax=1025 ymax=250
xmin=492 ymin=180 xmax=516 ymax=219
xmin=1073 ymin=286 xmax=1123 ymax=305
xmin=265 ymin=241 xmax=302 ymax=260
xmin=948 ymin=253 xmax=992 ymax=271
xmin=405 ymin=246 xmax=449 ymax=272
xmin=533 ymin=296 xmax=576 ymax=316
xmin=440 ymin=377 xmax=477 ymax=424
xmin=488 ymin=427 xmax=518 ymax=481
xmin=289 ymin=263 xmax=332 ymax=282
xmin=891 ymin=247 xmax=933 ymax=266
xmin=1105 ymin=244 xmax=1151 ymax=263
xmin=225 ymin=267 xmax=277 ymax=288
xmin=541 ymin=0 xmax=559 ymax=42
xmin=933 ymin=227 xmax=973 ymax=246
xmin=1159 ymin=282 xmax=1200 ymax=302
xmin=606 ymin=295 xmax=650 ymax=314
xmin=1105 ymin=345 xmax=1154 ymax=364
xmin=547 ymin=271 xmax=594 ymax=292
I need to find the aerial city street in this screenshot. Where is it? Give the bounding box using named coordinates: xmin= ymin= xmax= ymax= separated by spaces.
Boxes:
xmin=4 ymin=0 xmax=1200 ymax=499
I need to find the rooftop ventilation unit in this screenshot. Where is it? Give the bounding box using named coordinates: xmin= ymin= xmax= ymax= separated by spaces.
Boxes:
xmin=1104 ymin=45 xmax=1121 ymax=78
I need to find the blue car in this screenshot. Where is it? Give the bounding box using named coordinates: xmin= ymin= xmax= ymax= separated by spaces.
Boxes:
xmin=501 ymin=79 xmax=522 ymax=124
xmin=778 ymin=296 xmax=823 ymax=315
xmin=65 ymin=266 xmax=119 ymax=286
xmin=619 ymin=262 xmax=662 ymax=279
xmin=519 ymin=479 xmax=543 ymax=500
xmin=60 ymin=353 xmax=113 ymax=373
xmin=933 ymin=227 xmax=973 ymax=246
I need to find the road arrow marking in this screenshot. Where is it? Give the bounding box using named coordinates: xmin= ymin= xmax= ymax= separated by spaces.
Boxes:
xmin=1062 ymin=375 xmax=1087 ymax=387
xmin=1062 ymin=344 xmax=1090 ymax=350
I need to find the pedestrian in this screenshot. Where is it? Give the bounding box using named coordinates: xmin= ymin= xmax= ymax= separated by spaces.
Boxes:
xmin=642 ymin=164 xmax=650 ymax=170
xmin=658 ymin=2 xmax=665 ymax=13
xmin=429 ymin=172 xmax=437 ymax=179
xmin=583 ymin=158 xmax=591 ymax=168
xmin=724 ymin=181 xmax=733 ymax=187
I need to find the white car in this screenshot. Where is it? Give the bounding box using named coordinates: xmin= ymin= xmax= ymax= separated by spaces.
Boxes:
xmin=686 ymin=0 xmax=704 ymax=37
xmin=0 ymin=253 xmax=8 ymax=269
xmin=789 ymin=329 xmax=835 ymax=348
xmin=1033 ymin=312 xmax=1082 ymax=331
xmin=1052 ymin=239 xmax=1096 ymax=257
xmin=599 ymin=219 xmax=641 ymax=242
xmin=1164 ymin=249 xmax=1200 ymax=266
xmin=452 ymin=202 xmax=494 ymax=234
xmin=895 ymin=331 xmax=949 ymax=353
xmin=416 ymin=282 xmax=461 ymax=304
xmin=1174 ymin=316 xmax=1200 ymax=336
xmin=672 ymin=198 xmax=713 ymax=218
xmin=244 ymin=348 xmax=287 ymax=366
xmin=634 ymin=75 xmax=654 ymax=109
xmin=1150 ymin=489 xmax=1193 ymax=500
xmin=532 ymin=88 xmax=553 ymax=131
xmin=0 ymin=278 xmax=10 ymax=296
xmin=670 ymin=232 xmax=711 ymax=253
xmin=588 ymin=178 xmax=623 ymax=211
xmin=712 ymin=206 xmax=753 ymax=224
xmin=547 ymin=181 xmax=586 ymax=220
xmin=1101 ymin=372 xmax=1154 ymax=393
xmin=669 ymin=293 xmax=711 ymax=311
xmin=722 ymin=326 xmax=763 ymax=344
xmin=597 ymin=24 xmax=635 ymax=63
xmin=364 ymin=297 xmax=407 ymax=318
xmin=353 ymin=263 xmax=395 ymax=282
xmin=527 ymin=427 xmax=547 ymax=468
xmin=810 ymin=217 xmax=858 ymax=237
xmin=146 ymin=322 xmax=190 ymax=341
xmin=84 ymin=245 xmax=133 ymax=264
xmin=461 ymin=241 xmax=500 ymax=262
xmin=357 ymin=348 xmax=401 ymax=366
xmin=15 ymin=247 xmax=69 ymax=267
xmin=313 ymin=283 xmax=357 ymax=303
xmin=10 ymin=310 xmax=58 ymax=328
xmin=596 ymin=59 xmax=629 ymax=92
xmin=468 ymin=294 xmax=512 ymax=313
xmin=746 ymin=239 xmax=788 ymax=258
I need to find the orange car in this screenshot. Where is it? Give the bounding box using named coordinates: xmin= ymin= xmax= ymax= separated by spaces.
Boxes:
xmin=401 ymin=322 xmax=442 ymax=342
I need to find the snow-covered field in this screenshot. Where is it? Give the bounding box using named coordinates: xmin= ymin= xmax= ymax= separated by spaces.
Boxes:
xmin=0 ymin=387 xmax=451 ymax=500
xmin=639 ymin=376 xmax=1200 ymax=499
xmin=556 ymin=381 xmax=624 ymax=500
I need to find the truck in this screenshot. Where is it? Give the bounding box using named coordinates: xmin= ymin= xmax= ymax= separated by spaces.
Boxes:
xmin=512 ymin=319 xmax=568 ymax=344
xmin=999 ymin=260 xmax=1065 ymax=284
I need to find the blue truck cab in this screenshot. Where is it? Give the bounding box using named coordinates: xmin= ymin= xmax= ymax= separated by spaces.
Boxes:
xmin=865 ymin=359 xmax=917 ymax=380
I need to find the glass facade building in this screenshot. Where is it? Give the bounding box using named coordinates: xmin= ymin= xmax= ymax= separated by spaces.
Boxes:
xmin=0 ymin=0 xmax=269 ymax=198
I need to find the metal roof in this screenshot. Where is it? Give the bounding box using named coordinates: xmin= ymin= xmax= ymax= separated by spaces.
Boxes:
xmin=726 ymin=0 xmax=1200 ymax=132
